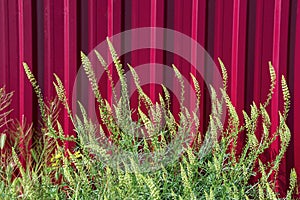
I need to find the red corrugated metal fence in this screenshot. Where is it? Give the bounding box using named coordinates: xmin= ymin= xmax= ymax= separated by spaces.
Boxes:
xmin=0 ymin=0 xmax=300 ymax=195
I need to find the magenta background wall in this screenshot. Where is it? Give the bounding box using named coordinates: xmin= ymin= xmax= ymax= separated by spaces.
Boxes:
xmin=1 ymin=0 xmax=300 ymax=194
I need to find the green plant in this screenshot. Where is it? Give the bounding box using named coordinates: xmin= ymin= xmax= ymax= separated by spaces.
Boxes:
xmin=0 ymin=87 xmax=13 ymax=151
xmin=0 ymin=39 xmax=298 ymax=199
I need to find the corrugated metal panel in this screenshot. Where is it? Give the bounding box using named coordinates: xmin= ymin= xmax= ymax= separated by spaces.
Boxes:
xmin=0 ymin=0 xmax=299 ymax=195
xmin=293 ymin=0 xmax=300 ymax=192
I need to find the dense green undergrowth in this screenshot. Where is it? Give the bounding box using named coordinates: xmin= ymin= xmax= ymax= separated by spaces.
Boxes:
xmin=0 ymin=39 xmax=298 ymax=199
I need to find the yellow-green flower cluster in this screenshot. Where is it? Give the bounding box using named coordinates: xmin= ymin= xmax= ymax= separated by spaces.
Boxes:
xmin=50 ymin=152 xmax=63 ymax=167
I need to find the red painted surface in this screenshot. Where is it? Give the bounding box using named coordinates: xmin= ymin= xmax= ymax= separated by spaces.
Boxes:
xmin=0 ymin=0 xmax=299 ymax=195
xmin=294 ymin=0 xmax=300 ymax=193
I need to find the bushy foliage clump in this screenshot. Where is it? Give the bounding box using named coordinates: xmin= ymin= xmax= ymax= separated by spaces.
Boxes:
xmin=0 ymin=39 xmax=298 ymax=199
